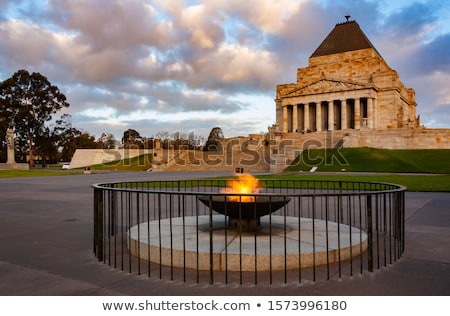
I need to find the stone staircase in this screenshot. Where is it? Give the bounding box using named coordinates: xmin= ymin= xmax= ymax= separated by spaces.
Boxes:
xmin=153 ymin=147 xmax=271 ymax=173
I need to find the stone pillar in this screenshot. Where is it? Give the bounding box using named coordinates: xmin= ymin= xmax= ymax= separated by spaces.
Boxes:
xmin=282 ymin=105 xmax=288 ymax=133
xmin=367 ymin=98 xmax=374 ymax=129
xmin=293 ymin=104 xmax=298 ymax=133
xmin=304 ymin=103 xmax=310 ymax=132
xmin=372 ymin=98 xmax=377 ymax=129
xmin=355 ymin=98 xmax=361 ymax=130
xmin=316 ymin=102 xmax=322 ymax=131
xmin=328 ymin=101 xmax=334 ymax=130
xmin=341 ymin=99 xmax=347 ymax=130
xmin=6 ymin=128 xmax=15 ymax=164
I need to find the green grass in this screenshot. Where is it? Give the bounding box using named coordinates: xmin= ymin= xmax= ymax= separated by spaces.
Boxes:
xmin=0 ymin=153 xmax=153 ymax=177
xmin=285 ymin=148 xmax=450 ymax=173
xmin=111 ymin=173 xmax=450 ymax=192
xmin=257 ymin=173 xmax=450 ymax=192
xmin=0 ymin=169 xmax=81 ymax=178
xmin=88 ymin=153 xmax=152 ymax=171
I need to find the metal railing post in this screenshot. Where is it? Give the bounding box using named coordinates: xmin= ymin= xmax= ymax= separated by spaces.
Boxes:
xmin=367 ymin=194 xmax=373 ymax=272
xmin=93 ymin=188 xmax=104 ymax=261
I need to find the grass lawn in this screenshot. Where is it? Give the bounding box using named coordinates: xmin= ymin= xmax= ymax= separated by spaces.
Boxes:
xmin=0 ymin=169 xmax=81 ymax=178
xmin=285 ymin=148 xmax=450 ymax=173
xmin=257 ymin=173 xmax=450 ymax=192
xmin=89 ymin=153 xmax=152 ymax=171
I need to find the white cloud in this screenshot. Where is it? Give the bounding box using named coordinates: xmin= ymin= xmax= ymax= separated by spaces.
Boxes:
xmin=1 ymin=0 xmax=449 ymax=140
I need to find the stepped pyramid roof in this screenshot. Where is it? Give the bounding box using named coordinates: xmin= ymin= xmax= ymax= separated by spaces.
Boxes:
xmin=310 ymin=19 xmax=381 ymax=58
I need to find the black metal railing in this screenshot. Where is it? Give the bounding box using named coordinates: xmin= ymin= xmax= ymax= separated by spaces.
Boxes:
xmin=93 ymin=178 xmax=405 ymax=285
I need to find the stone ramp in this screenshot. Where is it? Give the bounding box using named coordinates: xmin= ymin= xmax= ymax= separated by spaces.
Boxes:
xmin=69 ymin=149 xmax=153 ymax=169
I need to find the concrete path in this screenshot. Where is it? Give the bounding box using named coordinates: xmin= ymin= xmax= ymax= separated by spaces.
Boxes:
xmin=0 ymin=171 xmax=449 ymax=295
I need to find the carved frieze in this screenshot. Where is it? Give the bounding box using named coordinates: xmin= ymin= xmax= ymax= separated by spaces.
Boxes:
xmin=281 ymin=79 xmax=370 ymax=97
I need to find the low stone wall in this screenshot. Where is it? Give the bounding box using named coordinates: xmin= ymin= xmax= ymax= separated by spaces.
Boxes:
xmin=347 ymin=128 xmax=450 ymax=149
xmin=280 ymin=128 xmax=450 ymax=150
xmin=0 ymin=163 xmax=29 ymax=170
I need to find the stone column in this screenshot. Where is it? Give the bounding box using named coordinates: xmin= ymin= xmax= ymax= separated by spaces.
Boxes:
xmin=282 ymin=105 xmax=288 ymax=133
xmin=354 ymin=98 xmax=361 ymax=130
xmin=328 ymin=101 xmax=334 ymax=130
xmin=6 ymin=128 xmax=15 ymax=164
xmin=341 ymin=99 xmax=347 ymax=130
xmin=293 ymin=104 xmax=298 ymax=133
xmin=316 ymin=102 xmax=322 ymax=131
xmin=304 ymin=103 xmax=310 ymax=132
xmin=372 ymin=98 xmax=377 ymax=129
xmin=367 ymin=98 xmax=374 ymax=129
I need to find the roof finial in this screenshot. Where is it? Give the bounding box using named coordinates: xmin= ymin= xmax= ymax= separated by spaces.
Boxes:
xmin=345 ymin=13 xmax=351 ymax=22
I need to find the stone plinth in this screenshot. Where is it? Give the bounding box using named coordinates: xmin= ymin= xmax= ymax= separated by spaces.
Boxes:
xmin=128 ymin=215 xmax=367 ymax=272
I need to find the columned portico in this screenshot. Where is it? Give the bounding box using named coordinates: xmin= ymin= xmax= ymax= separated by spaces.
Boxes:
xmin=280 ymin=93 xmax=377 ymax=134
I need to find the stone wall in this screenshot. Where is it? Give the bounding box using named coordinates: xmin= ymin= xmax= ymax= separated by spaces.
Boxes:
xmin=278 ymin=128 xmax=450 ymax=151
xmin=303 ymin=49 xmax=386 ymax=83
xmin=152 ymin=136 xmax=271 ymax=173
xmin=69 ymin=148 xmax=153 ymax=169
xmin=0 ymin=163 xmax=29 ymax=170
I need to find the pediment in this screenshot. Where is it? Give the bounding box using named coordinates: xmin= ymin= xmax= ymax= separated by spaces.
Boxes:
xmin=282 ymin=79 xmax=370 ymax=97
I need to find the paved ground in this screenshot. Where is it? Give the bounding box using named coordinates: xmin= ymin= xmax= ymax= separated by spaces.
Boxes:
xmin=0 ymin=171 xmax=449 ymax=296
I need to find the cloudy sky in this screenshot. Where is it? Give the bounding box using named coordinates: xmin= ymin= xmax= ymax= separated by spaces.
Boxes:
xmin=1 ymin=0 xmax=449 ymax=140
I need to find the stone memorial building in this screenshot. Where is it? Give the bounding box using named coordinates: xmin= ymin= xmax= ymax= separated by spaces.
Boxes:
xmin=274 ymin=17 xmax=449 ymax=150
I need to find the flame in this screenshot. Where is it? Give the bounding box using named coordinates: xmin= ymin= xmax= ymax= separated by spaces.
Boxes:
xmin=221 ymin=173 xmax=262 ymax=202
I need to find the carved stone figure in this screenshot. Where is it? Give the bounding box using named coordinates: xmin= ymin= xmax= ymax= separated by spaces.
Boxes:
xmin=6 ymin=128 xmax=15 ymax=164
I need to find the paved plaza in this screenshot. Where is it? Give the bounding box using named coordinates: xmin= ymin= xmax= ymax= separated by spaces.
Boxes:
xmin=0 ymin=172 xmax=449 ymax=295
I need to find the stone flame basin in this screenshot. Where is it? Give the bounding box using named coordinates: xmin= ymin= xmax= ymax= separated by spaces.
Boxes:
xmin=197 ymin=195 xmax=291 ymax=231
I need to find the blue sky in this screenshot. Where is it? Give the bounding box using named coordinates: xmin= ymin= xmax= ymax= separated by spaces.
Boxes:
xmin=1 ymin=0 xmax=449 ymax=140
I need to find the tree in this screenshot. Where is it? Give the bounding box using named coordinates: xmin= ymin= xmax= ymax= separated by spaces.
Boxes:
xmin=0 ymin=69 xmax=69 ymax=167
xmin=96 ymin=133 xmax=117 ymax=149
xmin=56 ymin=115 xmax=97 ymax=162
xmin=35 ymin=125 xmax=59 ymax=167
xmin=203 ymin=127 xmax=224 ymax=151
xmin=122 ymin=129 xmax=143 ymax=149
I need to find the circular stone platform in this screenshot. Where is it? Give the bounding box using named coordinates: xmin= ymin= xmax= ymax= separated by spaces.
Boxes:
xmin=128 ymin=215 xmax=368 ymax=272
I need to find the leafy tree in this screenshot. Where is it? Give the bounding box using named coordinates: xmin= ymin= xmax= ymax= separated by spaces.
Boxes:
xmin=0 ymin=69 xmax=69 ymax=167
xmin=0 ymin=122 xmax=7 ymax=162
xmin=203 ymin=127 xmax=224 ymax=151
xmin=35 ymin=125 xmax=59 ymax=167
xmin=56 ymin=115 xmax=96 ymax=162
xmin=96 ymin=133 xmax=117 ymax=149
xmin=122 ymin=128 xmax=143 ymax=149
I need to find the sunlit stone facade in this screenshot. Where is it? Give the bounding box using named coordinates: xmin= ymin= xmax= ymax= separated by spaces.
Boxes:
xmin=275 ymin=20 xmax=420 ymax=134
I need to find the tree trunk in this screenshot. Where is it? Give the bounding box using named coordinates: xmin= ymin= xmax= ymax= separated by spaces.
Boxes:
xmin=28 ymin=132 xmax=34 ymax=168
